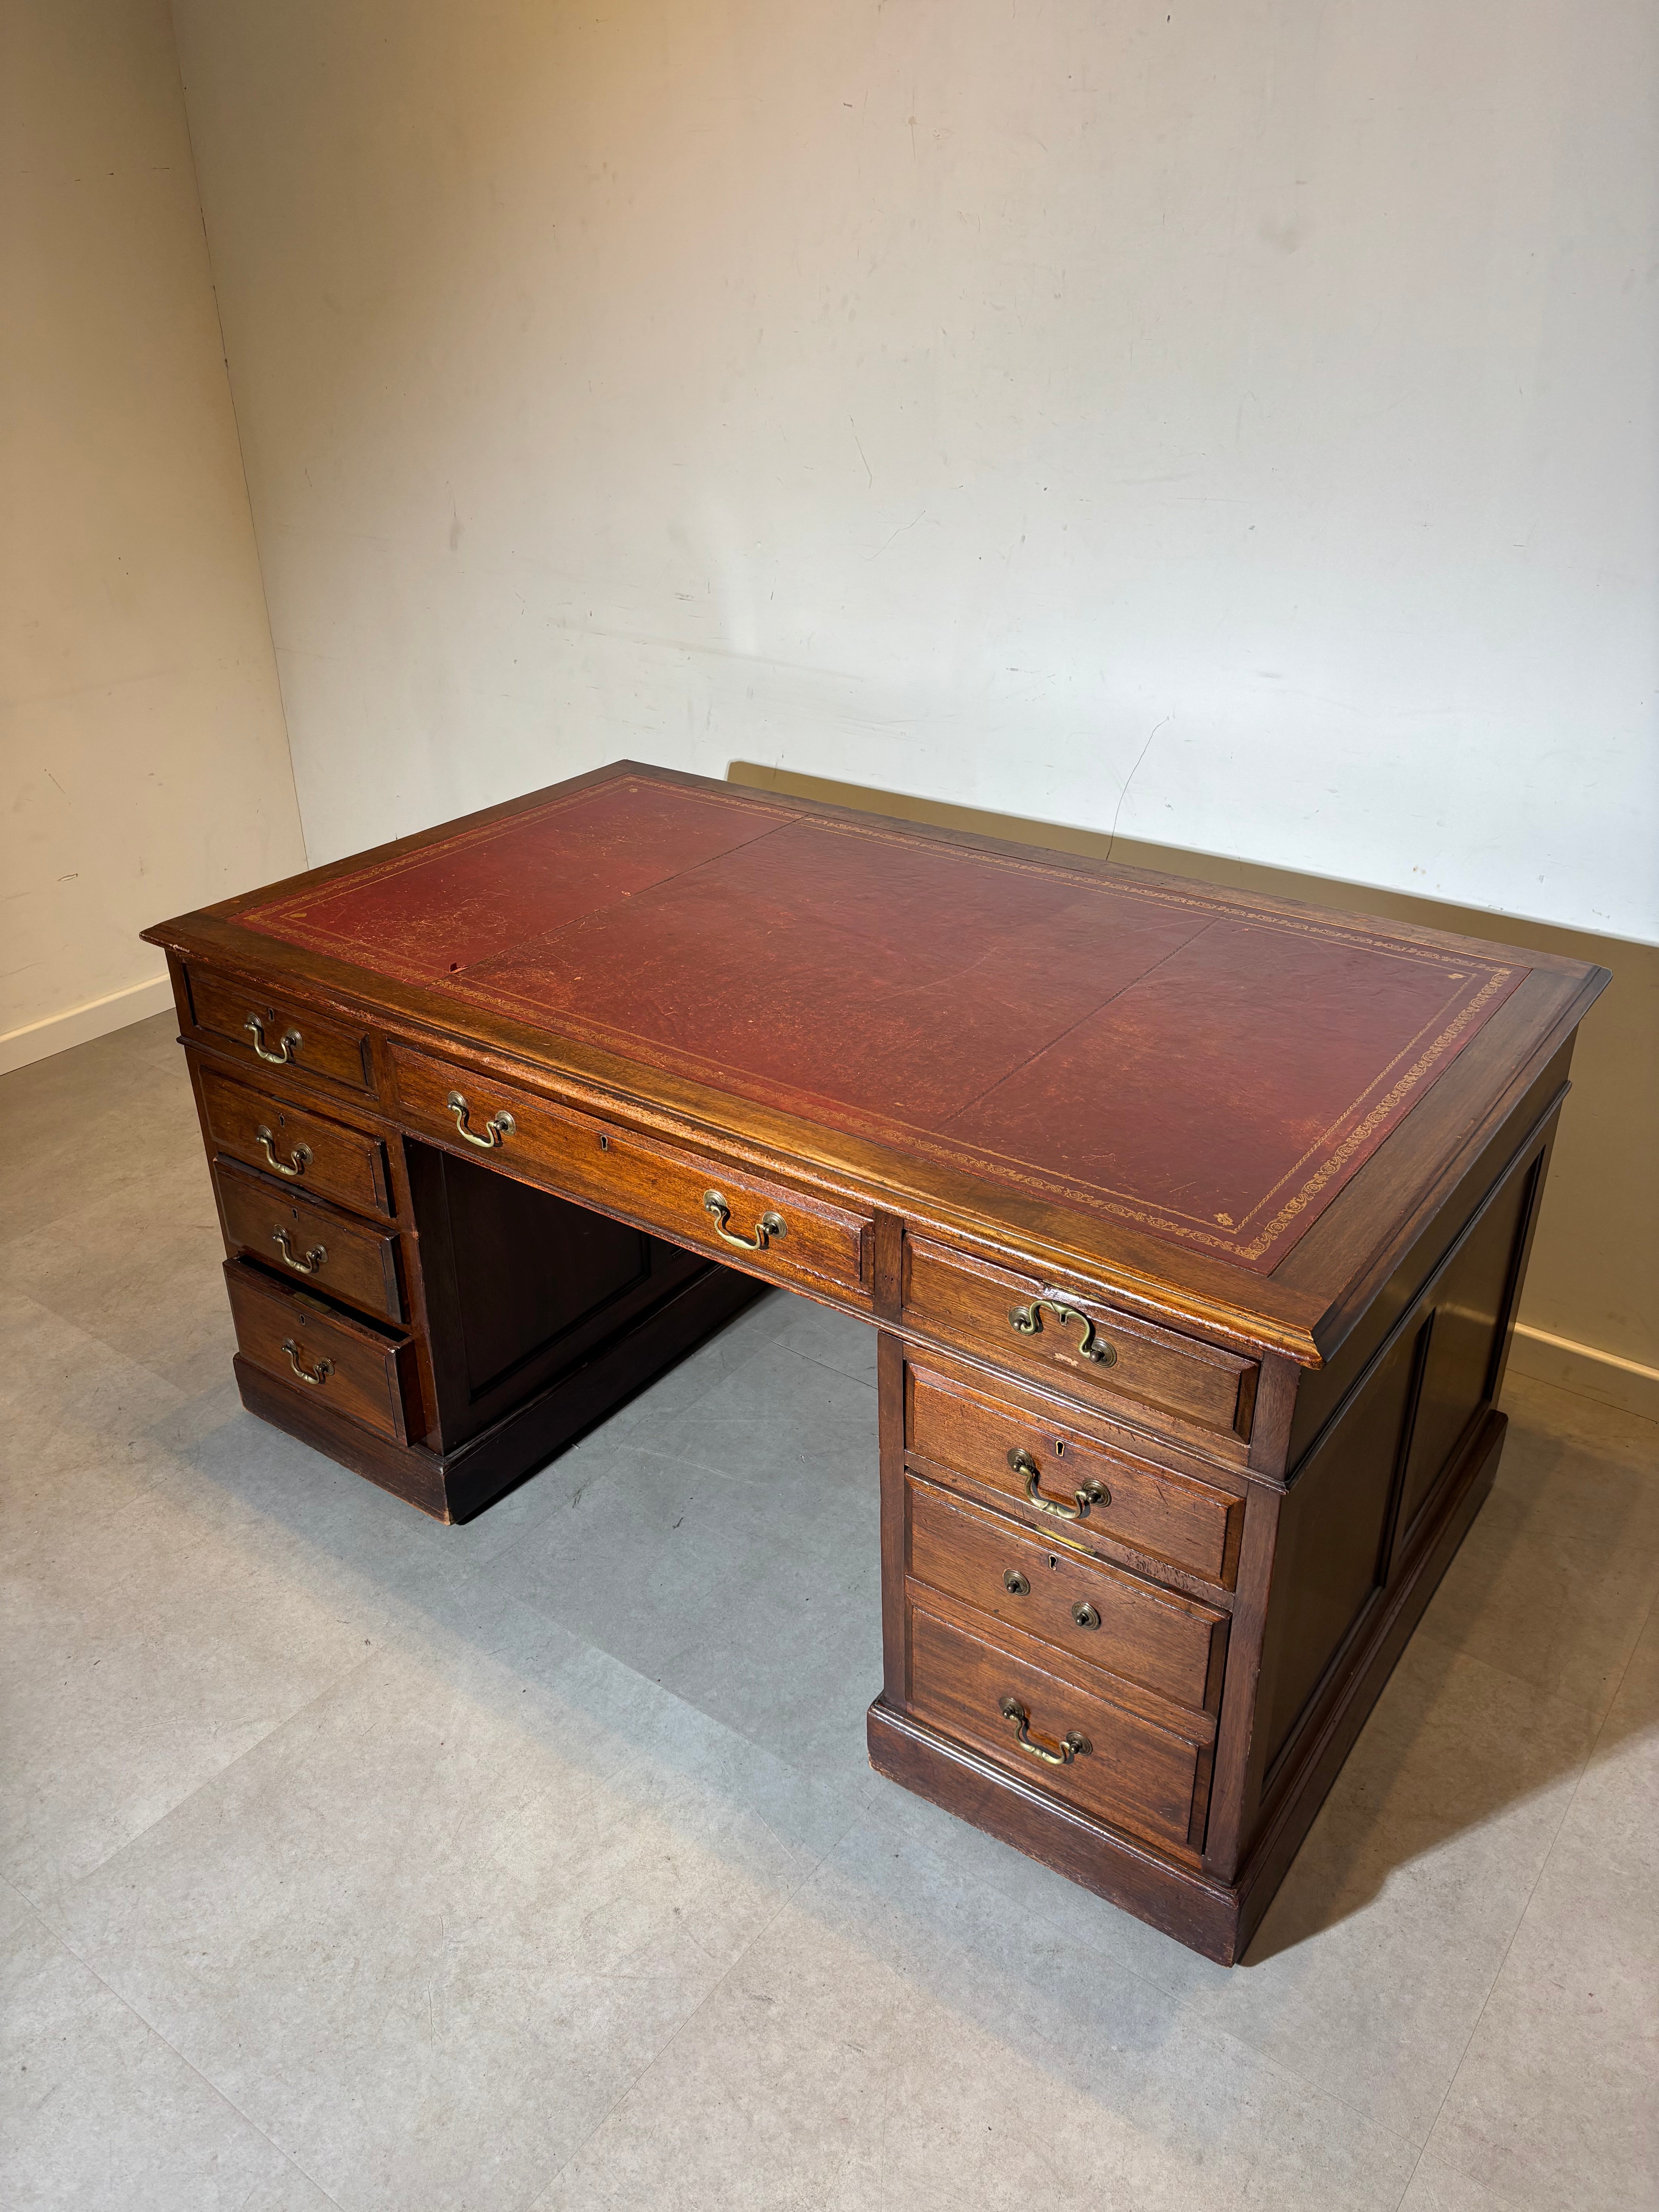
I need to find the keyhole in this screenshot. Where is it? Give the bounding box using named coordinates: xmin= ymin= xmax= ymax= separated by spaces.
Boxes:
xmin=598 ymin=1133 xmax=609 ymax=1151
xmin=1053 ymin=1439 xmax=1066 ymax=1459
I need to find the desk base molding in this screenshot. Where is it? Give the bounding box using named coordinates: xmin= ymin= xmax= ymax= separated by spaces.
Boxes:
xmin=867 ymin=1698 xmax=1243 ymax=1961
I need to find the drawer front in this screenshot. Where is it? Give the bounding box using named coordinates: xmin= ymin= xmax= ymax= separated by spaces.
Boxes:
xmin=906 ymin=1477 xmax=1226 ymax=1714
xmin=198 ymin=1064 xmax=392 ymax=1219
xmin=188 ymin=967 xmax=374 ymax=1096
xmin=905 ymin=1236 xmax=1257 ymax=1448
xmin=907 ymin=1596 xmax=1209 ymax=1853
xmin=907 ymin=1357 xmax=1245 ymax=1588
xmin=389 ymin=1045 xmax=872 ymax=1303
xmin=223 ymin=1260 xmax=415 ymax=1441
xmin=214 ymin=1158 xmax=404 ymax=1325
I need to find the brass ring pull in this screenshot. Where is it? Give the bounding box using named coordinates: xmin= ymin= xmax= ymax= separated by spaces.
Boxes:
xmin=1007 ymin=1292 xmax=1116 ymax=1366
xmin=702 ymin=1191 xmax=787 ymax=1251
xmin=447 ymin=1091 xmax=515 ymax=1149
xmin=281 ymin=1338 xmax=332 ymax=1386
xmin=256 ymin=1127 xmax=311 ymax=1178
xmin=245 ymin=1015 xmax=301 ymax=1065
xmin=271 ymin=1227 xmax=327 ymax=1275
xmin=998 ymin=1697 xmax=1090 ymax=1767
xmin=1008 ymin=1447 xmax=1109 ymax=1522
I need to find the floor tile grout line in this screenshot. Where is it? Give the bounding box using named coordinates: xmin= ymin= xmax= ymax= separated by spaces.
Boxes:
xmin=855 ymin=1787 xmax=1422 ymax=2170
xmin=19 ymin=1644 xmax=386 ymax=1935
xmin=522 ymin=1833 xmax=850 ymax=2212
xmin=1386 ymin=1533 xmax=1659 ymax=2203
xmin=7 ymin=1878 xmax=348 ymax=2210
xmin=1384 ymin=1697 xmax=1602 ymax=2212
xmin=776 ymin=1341 xmax=879 ymax=1391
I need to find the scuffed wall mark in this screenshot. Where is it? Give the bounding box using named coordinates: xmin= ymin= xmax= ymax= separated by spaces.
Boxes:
xmin=1104 ymin=717 xmax=1170 ymax=864
xmin=866 ymin=510 xmax=926 ymax=560
xmin=848 ymin=416 xmax=873 ymax=489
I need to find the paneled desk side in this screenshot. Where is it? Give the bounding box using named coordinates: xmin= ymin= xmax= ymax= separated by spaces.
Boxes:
xmin=142 ymin=761 xmax=1609 ymax=1963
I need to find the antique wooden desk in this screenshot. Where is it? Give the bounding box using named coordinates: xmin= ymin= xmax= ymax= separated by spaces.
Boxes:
xmin=143 ymin=763 xmax=1606 ymax=1963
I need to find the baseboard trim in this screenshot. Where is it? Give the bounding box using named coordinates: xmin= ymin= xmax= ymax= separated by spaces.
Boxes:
xmin=1508 ymin=1324 xmax=1659 ymax=1424
xmin=0 ymin=974 xmax=176 ymax=1077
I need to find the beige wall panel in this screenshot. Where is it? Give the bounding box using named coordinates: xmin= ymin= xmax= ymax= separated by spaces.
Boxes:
xmin=0 ymin=0 xmax=306 ymax=1070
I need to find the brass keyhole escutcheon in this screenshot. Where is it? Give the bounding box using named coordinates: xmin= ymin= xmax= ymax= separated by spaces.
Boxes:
xmin=1002 ymin=1568 xmax=1030 ymax=1597
xmin=1070 ymin=1600 xmax=1102 ymax=1631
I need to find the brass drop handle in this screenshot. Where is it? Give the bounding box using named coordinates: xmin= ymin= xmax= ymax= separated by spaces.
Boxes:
xmin=703 ymin=1191 xmax=787 ymax=1251
xmin=1002 ymin=1568 xmax=1030 ymax=1597
xmin=256 ymin=1127 xmax=311 ymax=1178
xmin=1008 ymin=1447 xmax=1109 ymax=1522
xmin=245 ymin=1015 xmax=301 ymax=1065
xmin=271 ymin=1227 xmax=327 ymax=1275
xmin=1071 ymin=1600 xmax=1102 ymax=1631
xmin=998 ymin=1697 xmax=1090 ymax=1767
xmin=281 ymin=1339 xmax=332 ymax=1386
xmin=447 ymin=1091 xmax=515 ymax=1149
xmin=1008 ymin=1292 xmax=1116 ymax=1366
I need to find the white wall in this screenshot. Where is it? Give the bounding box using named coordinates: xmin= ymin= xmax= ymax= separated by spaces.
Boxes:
xmin=0 ymin=0 xmax=306 ymax=1072
xmin=172 ymin=0 xmax=1656 ymax=942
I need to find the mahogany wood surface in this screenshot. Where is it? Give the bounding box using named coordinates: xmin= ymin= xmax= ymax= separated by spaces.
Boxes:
xmin=905 ymin=1476 xmax=1228 ymax=1714
xmin=143 ymin=761 xmax=1607 ymax=1963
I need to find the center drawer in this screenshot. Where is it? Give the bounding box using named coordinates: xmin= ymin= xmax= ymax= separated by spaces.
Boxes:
xmin=388 ymin=1044 xmax=873 ymax=1304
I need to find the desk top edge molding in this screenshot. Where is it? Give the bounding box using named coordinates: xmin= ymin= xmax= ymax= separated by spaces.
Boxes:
xmin=141 ymin=759 xmax=1609 ymax=1374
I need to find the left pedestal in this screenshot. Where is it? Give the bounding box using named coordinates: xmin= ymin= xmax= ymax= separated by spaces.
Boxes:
xmin=180 ymin=1016 xmax=762 ymax=1523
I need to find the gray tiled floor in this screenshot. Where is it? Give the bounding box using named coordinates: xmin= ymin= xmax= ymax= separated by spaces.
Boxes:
xmin=2 ymin=1015 xmax=1654 ymax=2210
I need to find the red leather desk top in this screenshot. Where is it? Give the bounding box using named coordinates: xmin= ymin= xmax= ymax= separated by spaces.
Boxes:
xmin=238 ymin=776 xmax=1527 ymax=1276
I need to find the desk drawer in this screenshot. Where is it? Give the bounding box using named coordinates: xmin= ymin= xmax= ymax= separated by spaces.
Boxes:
xmin=389 ymin=1046 xmax=872 ymax=1302
xmin=907 ymin=1356 xmax=1245 ymax=1589
xmin=187 ymin=967 xmax=373 ymax=1096
xmin=907 ymin=1595 xmax=1211 ymax=1854
xmin=214 ymin=1158 xmax=404 ymax=1324
xmin=905 ymin=1236 xmax=1257 ymax=1449
xmin=905 ymin=1477 xmax=1226 ymax=1714
xmin=197 ymin=1063 xmax=392 ymax=1219
xmin=223 ymin=1259 xmax=416 ymax=1442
